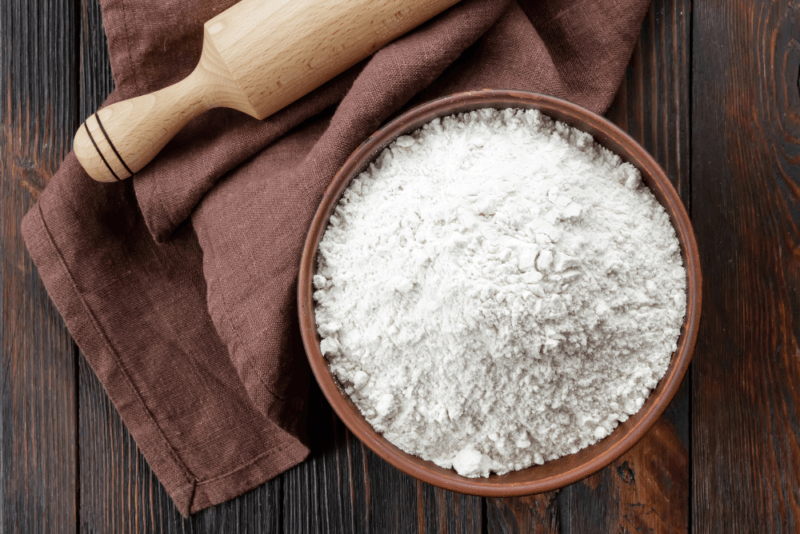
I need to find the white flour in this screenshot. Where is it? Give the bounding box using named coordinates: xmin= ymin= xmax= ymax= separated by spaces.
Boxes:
xmin=313 ymin=108 xmax=686 ymax=477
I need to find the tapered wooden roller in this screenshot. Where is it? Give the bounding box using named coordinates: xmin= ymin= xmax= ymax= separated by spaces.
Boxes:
xmin=74 ymin=0 xmax=463 ymax=182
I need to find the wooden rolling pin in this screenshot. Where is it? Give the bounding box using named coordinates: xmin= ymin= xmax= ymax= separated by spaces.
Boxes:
xmin=74 ymin=0 xmax=462 ymax=182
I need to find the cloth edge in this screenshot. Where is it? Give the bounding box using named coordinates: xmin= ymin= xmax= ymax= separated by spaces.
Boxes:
xmin=21 ymin=203 xmax=309 ymax=516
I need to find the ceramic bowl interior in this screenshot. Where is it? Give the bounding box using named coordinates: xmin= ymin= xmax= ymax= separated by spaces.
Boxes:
xmin=298 ymin=90 xmax=701 ymax=497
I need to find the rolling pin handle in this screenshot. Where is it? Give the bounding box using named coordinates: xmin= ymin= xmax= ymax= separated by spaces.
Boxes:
xmin=81 ymin=115 xmax=130 ymax=181
xmin=73 ymin=69 xmax=212 ymax=183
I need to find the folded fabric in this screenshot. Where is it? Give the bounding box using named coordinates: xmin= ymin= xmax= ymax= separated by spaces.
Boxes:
xmin=22 ymin=0 xmax=649 ymax=516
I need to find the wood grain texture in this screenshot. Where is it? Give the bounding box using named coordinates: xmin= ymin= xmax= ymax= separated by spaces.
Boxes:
xmin=282 ymin=386 xmax=484 ymax=534
xmin=548 ymin=0 xmax=692 ymax=532
xmin=418 ymin=482 xmax=482 ymax=534
xmin=692 ymin=0 xmax=800 ymax=532
xmin=282 ymin=389 xmax=368 ymax=534
xmin=485 ymin=493 xmax=559 ymax=534
xmin=207 ymin=0 xmax=462 ymax=118
xmin=0 ymin=0 xmax=79 ymax=531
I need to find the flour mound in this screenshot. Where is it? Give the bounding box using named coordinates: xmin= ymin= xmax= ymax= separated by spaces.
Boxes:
xmin=314 ymin=108 xmax=686 ymax=477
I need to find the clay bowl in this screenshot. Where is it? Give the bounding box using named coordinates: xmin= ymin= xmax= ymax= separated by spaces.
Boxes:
xmin=298 ymin=90 xmax=701 ymax=497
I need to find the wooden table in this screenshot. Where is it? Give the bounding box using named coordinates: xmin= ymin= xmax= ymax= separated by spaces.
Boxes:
xmin=2 ymin=0 xmax=797 ymax=531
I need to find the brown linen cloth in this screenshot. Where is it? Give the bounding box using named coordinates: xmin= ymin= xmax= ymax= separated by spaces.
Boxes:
xmin=22 ymin=0 xmax=649 ymax=516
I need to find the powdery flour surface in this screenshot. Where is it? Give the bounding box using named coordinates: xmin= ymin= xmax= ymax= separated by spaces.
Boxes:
xmin=313 ymin=108 xmax=687 ymax=477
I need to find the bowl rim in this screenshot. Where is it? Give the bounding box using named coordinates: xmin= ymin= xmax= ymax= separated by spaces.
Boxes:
xmin=298 ymin=89 xmax=702 ymax=496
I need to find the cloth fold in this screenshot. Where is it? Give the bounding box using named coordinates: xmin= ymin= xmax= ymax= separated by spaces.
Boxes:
xmin=23 ymin=0 xmax=649 ymax=516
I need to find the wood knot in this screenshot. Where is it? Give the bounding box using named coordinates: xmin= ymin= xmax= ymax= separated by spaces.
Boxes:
xmin=617 ymin=461 xmax=636 ymax=485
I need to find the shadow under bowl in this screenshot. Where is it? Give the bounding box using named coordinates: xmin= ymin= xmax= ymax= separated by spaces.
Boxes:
xmin=298 ymin=90 xmax=701 ymax=497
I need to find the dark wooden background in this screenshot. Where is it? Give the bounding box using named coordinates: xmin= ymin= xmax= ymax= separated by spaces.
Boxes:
xmin=2 ymin=0 xmax=798 ymax=531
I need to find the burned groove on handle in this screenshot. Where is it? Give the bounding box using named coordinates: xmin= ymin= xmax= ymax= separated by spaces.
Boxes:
xmin=83 ymin=120 xmax=121 ymax=181
xmin=95 ymin=113 xmax=133 ymax=178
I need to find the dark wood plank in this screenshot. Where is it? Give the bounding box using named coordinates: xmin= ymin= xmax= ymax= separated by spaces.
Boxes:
xmin=485 ymin=492 xmax=559 ymax=534
xmin=281 ymin=387 xmax=367 ymax=534
xmin=487 ymin=0 xmax=693 ymax=532
xmin=281 ymin=382 xmax=483 ymax=534
xmin=283 ymin=386 xmax=416 ymax=534
xmin=361 ymin=443 xmax=420 ymax=533
xmin=419 ymin=481 xmax=483 ymax=534
xmin=0 ymin=0 xmax=80 ymax=531
xmin=558 ymin=413 xmax=689 ymax=533
xmin=691 ymin=0 xmax=800 ymax=532
xmin=76 ymin=1 xmax=283 ymax=531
